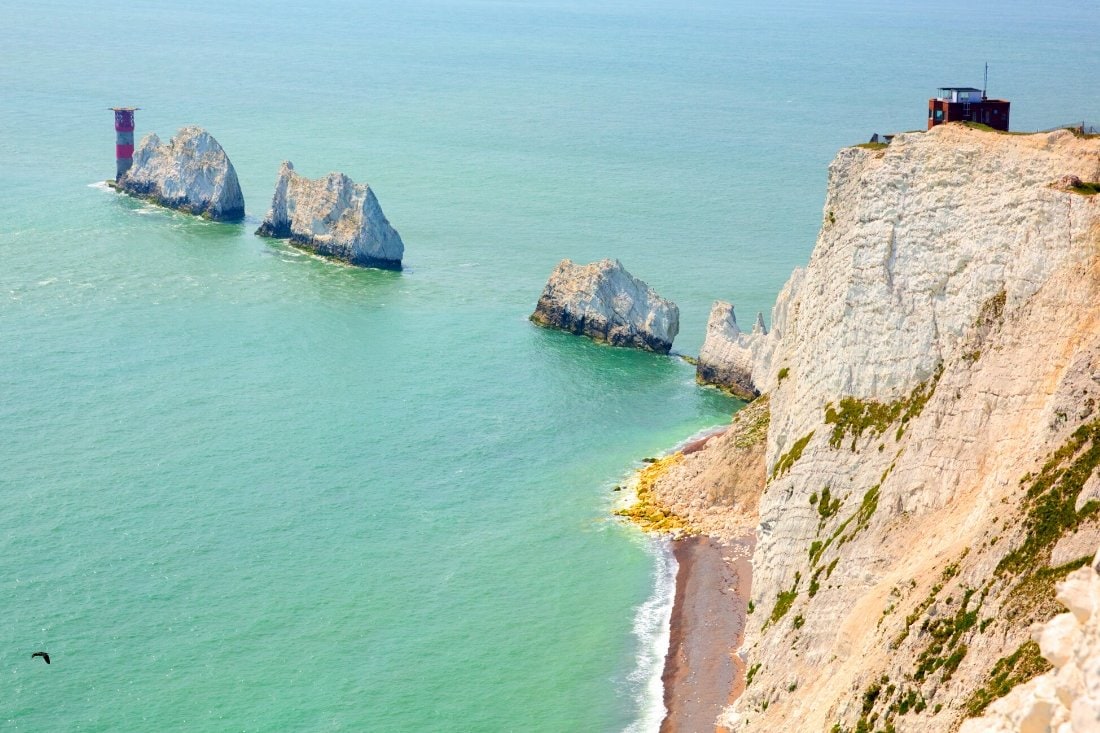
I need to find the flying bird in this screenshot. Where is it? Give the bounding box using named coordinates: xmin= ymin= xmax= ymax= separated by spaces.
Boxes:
xmin=31 ymin=652 xmax=50 ymax=664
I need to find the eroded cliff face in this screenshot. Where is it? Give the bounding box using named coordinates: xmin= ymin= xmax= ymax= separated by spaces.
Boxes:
xmin=660 ymin=124 xmax=1100 ymax=732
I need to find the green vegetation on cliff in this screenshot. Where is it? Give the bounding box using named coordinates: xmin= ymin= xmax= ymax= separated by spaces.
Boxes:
xmin=824 ymin=369 xmax=942 ymax=450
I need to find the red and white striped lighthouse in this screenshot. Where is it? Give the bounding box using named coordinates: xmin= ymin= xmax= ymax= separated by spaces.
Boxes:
xmin=110 ymin=107 xmax=139 ymax=180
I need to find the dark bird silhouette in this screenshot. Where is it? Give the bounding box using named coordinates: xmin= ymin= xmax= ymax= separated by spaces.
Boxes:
xmin=31 ymin=652 xmax=50 ymax=664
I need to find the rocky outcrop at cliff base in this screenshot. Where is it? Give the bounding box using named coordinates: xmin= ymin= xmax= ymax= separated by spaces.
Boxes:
xmin=256 ymin=161 xmax=405 ymax=270
xmin=696 ymin=301 xmax=768 ymax=400
xmin=118 ymin=126 xmax=244 ymax=221
xmin=530 ymin=258 xmax=679 ymax=353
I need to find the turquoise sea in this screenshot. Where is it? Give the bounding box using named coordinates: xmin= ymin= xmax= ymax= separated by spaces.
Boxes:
xmin=2 ymin=1 xmax=1098 ymax=730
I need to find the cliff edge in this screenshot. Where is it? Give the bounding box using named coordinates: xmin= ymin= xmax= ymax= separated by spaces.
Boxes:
xmin=646 ymin=124 xmax=1100 ymax=732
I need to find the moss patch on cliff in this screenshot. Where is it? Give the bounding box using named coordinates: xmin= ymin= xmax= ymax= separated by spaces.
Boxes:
xmin=1002 ymin=552 xmax=1095 ymax=625
xmin=812 ymin=485 xmax=843 ymax=528
xmin=913 ymin=587 xmax=980 ymax=682
xmin=1068 ymin=180 xmax=1100 ymax=195
xmin=976 ymin=290 xmax=1006 ymax=328
xmin=614 ymin=453 xmax=692 ymax=533
xmin=734 ymin=396 xmax=771 ymax=449
xmin=963 ymin=641 xmax=1051 ymax=717
xmin=809 ymin=483 xmax=881 ymax=567
xmin=766 ymin=572 xmax=801 ymax=627
xmin=824 ymin=369 xmax=942 ymax=450
xmin=892 ymin=558 xmax=962 ymax=647
xmin=997 ymin=417 xmax=1100 ymax=580
xmin=771 ymin=430 xmax=814 ymax=479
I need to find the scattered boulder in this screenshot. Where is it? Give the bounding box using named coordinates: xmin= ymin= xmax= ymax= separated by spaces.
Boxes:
xmin=696 ymin=301 xmax=765 ymax=400
xmin=255 ymin=162 xmax=404 ymax=270
xmin=1056 ymin=174 xmax=1084 ymax=190
xmin=118 ymin=126 xmax=244 ymax=221
xmin=531 ymin=259 xmax=679 ymax=353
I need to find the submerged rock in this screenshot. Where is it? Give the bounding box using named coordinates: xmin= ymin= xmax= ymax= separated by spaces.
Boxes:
xmin=696 ymin=301 xmax=767 ymax=400
xmin=118 ymin=126 xmax=244 ymax=221
xmin=255 ymin=162 xmax=404 ymax=270
xmin=530 ymin=258 xmax=679 ymax=353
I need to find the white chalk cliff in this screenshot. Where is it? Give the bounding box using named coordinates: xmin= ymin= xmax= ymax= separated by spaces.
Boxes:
xmin=118 ymin=126 xmax=244 ymax=221
xmin=643 ymin=124 xmax=1100 ymax=732
xmin=256 ymin=161 xmax=405 ymax=270
xmin=531 ymin=258 xmax=679 ymax=353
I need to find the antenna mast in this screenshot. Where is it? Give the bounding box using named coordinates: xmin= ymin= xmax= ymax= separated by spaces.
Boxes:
xmin=983 ymin=62 xmax=989 ymax=100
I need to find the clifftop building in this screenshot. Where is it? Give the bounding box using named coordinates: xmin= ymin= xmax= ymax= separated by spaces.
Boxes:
xmin=928 ymin=87 xmax=1010 ymax=131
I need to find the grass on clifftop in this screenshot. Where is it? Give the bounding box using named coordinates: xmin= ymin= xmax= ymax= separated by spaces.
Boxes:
xmin=959 ymin=121 xmax=1030 ymax=136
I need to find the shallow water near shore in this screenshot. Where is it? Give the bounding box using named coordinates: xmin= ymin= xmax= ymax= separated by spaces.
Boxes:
xmin=3 ymin=1 xmax=1099 ymax=730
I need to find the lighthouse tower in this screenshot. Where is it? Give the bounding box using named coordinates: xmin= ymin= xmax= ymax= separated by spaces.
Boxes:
xmin=110 ymin=107 xmax=139 ymax=180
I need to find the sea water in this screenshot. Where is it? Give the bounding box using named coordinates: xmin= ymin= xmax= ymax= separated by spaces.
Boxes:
xmin=2 ymin=1 xmax=1098 ymax=730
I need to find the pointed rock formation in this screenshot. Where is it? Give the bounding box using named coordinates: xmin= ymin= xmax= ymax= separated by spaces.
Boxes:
xmin=753 ymin=312 xmax=767 ymax=335
xmin=531 ymin=258 xmax=679 ymax=353
xmin=118 ymin=126 xmax=244 ymax=221
xmin=256 ymin=161 xmax=405 ymax=270
xmin=696 ymin=301 xmax=767 ymax=400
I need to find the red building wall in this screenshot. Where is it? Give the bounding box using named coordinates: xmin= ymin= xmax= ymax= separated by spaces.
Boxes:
xmin=928 ymin=99 xmax=1011 ymax=131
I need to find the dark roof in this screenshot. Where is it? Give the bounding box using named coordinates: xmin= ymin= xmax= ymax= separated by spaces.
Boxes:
xmin=938 ymin=87 xmax=982 ymax=92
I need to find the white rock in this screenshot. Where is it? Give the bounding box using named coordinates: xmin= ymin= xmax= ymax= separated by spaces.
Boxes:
xmin=1041 ymin=613 xmax=1082 ymax=668
xmin=530 ymin=258 xmax=679 ymax=353
xmin=118 ymin=126 xmax=244 ymax=221
xmin=1058 ymin=568 xmax=1100 ymax=625
xmin=696 ymin=301 xmax=768 ymax=399
xmin=256 ymin=161 xmax=404 ymax=270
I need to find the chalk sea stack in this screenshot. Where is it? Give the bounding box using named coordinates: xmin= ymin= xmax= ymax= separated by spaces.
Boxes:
xmin=531 ymin=258 xmax=679 ymax=353
xmin=117 ymin=126 xmax=244 ymax=221
xmin=696 ymin=301 xmax=768 ymax=400
xmin=255 ymin=162 xmax=404 ymax=271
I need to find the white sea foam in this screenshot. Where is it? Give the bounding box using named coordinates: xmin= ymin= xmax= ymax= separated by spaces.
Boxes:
xmin=87 ymin=181 xmax=112 ymax=191
xmin=623 ymin=537 xmax=677 ymax=733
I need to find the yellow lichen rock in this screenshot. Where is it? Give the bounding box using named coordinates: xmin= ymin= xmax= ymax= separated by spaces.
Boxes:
xmin=615 ymin=453 xmax=695 ymax=535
